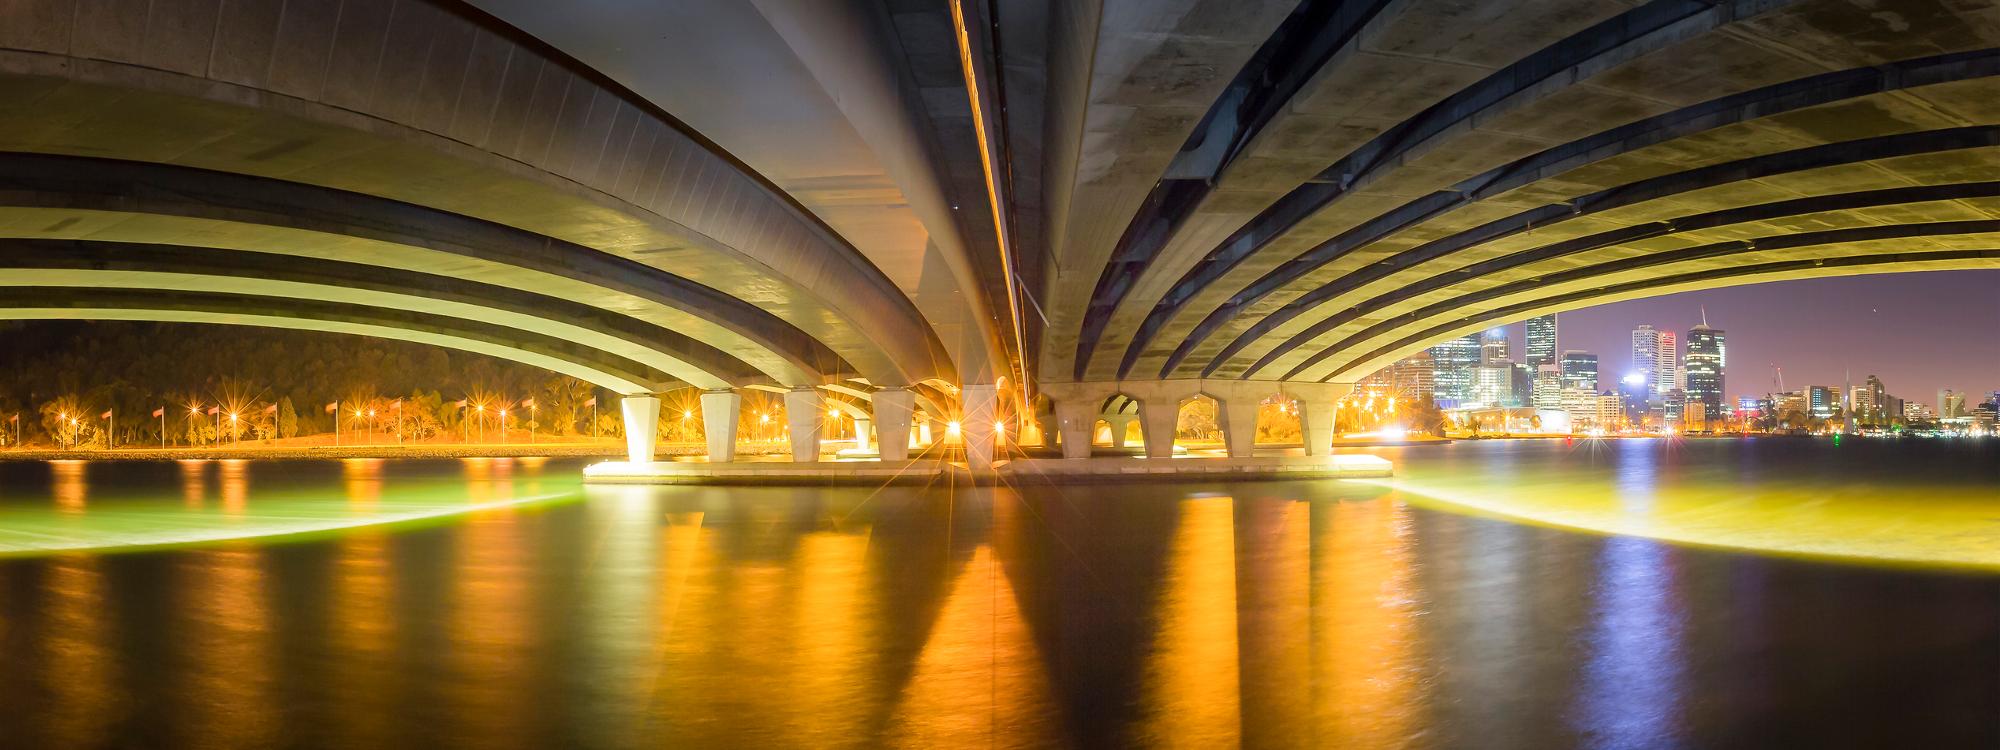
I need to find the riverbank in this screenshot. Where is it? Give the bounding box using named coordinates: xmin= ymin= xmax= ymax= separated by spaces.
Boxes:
xmin=0 ymin=442 xmax=798 ymax=461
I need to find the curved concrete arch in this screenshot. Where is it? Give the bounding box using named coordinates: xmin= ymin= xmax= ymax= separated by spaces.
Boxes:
xmin=1079 ymin=0 xmax=1816 ymax=380
xmin=1295 ymin=221 xmax=2000 ymax=379
xmin=1135 ymin=49 xmax=2000 ymax=380
xmin=819 ymin=382 xmax=949 ymax=421
xmin=1319 ymin=247 xmax=2000 ymax=383
xmin=0 ymin=152 xmax=838 ymax=386
xmin=0 ymin=0 xmax=954 ymax=385
xmin=1252 ymin=182 xmax=2000 ymax=379
xmin=0 ymin=239 xmax=767 ymax=390
xmin=1204 ymin=126 xmax=2000 ymax=377
xmin=0 ymin=289 xmax=676 ymax=394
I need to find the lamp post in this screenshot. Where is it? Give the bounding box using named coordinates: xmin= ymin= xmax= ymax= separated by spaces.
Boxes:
xmin=498 ymin=408 xmax=508 ymax=444
xmin=229 ymin=413 xmax=239 ymax=447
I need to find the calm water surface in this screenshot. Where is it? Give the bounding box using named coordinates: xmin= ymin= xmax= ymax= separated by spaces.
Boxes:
xmin=0 ymin=440 xmax=1995 ymax=748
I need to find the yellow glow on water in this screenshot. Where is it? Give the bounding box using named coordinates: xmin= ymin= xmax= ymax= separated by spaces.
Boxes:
xmin=1315 ymin=497 xmax=1423 ymax=742
xmin=1133 ymin=496 xmax=1241 ymax=747
xmin=180 ymin=548 xmax=276 ymax=746
xmin=885 ymin=544 xmax=1060 ymax=747
xmin=1363 ymin=474 xmax=2000 ymax=571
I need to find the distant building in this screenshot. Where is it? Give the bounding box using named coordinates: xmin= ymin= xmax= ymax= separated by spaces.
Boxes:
xmin=1525 ymin=314 xmax=1557 ymax=369
xmin=1533 ymin=364 xmax=1563 ymax=410
xmin=1481 ymin=329 xmax=1510 ymax=366
xmin=1559 ymin=351 xmax=1599 ymax=392
xmin=1429 ymin=335 xmax=1482 ymax=405
xmin=1807 ymin=385 xmax=1839 ymax=419
xmin=1683 ymin=323 xmax=1724 ymax=421
xmin=1472 ymin=362 xmax=1516 ymax=407
xmin=1562 ymin=388 xmax=1623 ymax=431
xmin=1632 ymin=325 xmax=1678 ymax=401
xmin=1905 ymin=402 xmax=1938 ymax=423
xmin=1359 ymin=350 xmax=1435 ymax=399
xmin=1939 ymin=389 xmax=1967 ymax=419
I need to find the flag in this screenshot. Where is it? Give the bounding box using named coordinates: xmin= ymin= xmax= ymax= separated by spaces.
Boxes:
xmin=151 ymin=407 xmax=164 ymax=418
xmin=325 ymin=402 xmax=338 ymax=414
xmin=583 ymin=397 xmax=596 ymax=408
xmin=208 ymin=406 xmax=220 ymax=416
xmin=8 ymin=413 xmax=17 ymax=423
xmin=100 ymin=410 xmax=112 ymax=420
xmin=454 ymin=399 xmax=468 ymax=409
xmin=263 ymin=404 xmax=277 ymax=415
xmin=521 ymin=398 xmax=536 ymax=409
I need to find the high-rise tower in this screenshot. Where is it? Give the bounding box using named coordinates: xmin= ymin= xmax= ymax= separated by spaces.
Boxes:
xmin=1525 ymin=314 xmax=1557 ymax=369
xmin=1684 ymin=318 xmax=1725 ymax=422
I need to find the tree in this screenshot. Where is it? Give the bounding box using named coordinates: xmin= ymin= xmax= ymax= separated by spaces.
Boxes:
xmin=1407 ymin=394 xmax=1446 ymax=436
xmin=39 ymin=395 xmax=92 ymax=449
xmin=277 ymin=397 xmax=298 ymax=439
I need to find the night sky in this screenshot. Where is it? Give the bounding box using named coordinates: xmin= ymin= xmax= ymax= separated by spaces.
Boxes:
xmin=1494 ymin=270 xmax=2000 ymax=405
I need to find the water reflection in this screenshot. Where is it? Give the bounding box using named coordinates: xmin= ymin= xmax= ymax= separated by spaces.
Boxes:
xmin=0 ymin=445 xmax=1991 ymax=747
xmin=178 ymin=460 xmax=206 ymax=508
xmin=51 ymin=460 xmax=85 ymax=514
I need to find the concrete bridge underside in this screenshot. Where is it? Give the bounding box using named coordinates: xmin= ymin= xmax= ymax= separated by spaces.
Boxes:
xmin=5 ymin=0 xmax=2000 ymax=473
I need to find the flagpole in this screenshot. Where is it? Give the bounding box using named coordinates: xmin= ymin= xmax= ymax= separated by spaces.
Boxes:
xmin=160 ymin=408 xmax=166 ymax=450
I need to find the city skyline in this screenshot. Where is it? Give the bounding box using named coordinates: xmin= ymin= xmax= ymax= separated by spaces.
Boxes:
xmin=1485 ymin=271 xmax=2000 ymax=402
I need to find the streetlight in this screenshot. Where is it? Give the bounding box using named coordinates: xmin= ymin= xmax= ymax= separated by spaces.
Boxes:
xmin=498 ymin=409 xmax=508 ymax=443
xmin=229 ymin=413 xmax=239 ymax=446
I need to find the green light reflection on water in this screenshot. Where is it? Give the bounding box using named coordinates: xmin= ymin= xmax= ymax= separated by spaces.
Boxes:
xmin=1364 ymin=472 xmax=2000 ymax=572
xmin=0 ymin=459 xmax=584 ymax=558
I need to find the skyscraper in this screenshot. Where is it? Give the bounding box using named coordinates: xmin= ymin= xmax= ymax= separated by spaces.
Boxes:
xmin=1683 ymin=322 xmax=1725 ymax=421
xmin=1481 ymin=328 xmax=1510 ymax=366
xmin=1525 ymin=314 xmax=1556 ymax=369
xmin=1559 ymin=351 xmax=1599 ymax=392
xmin=1632 ymin=325 xmax=1678 ymax=400
xmin=1429 ymin=335 xmax=1482 ymax=405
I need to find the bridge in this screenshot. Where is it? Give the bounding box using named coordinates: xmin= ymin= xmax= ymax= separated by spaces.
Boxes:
xmin=3 ymin=0 xmax=1995 ymax=471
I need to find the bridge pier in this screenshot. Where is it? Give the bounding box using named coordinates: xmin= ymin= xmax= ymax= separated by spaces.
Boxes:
xmin=784 ymin=387 xmax=822 ymax=462
xmin=962 ymin=384 xmax=999 ymax=469
xmin=854 ymin=417 xmax=873 ymax=453
xmin=621 ymin=395 xmax=660 ymax=463
xmin=872 ymin=387 xmax=914 ymax=461
xmin=701 ymin=389 xmax=741 ymax=462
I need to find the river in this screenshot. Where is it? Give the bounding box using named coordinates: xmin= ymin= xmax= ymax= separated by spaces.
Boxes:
xmin=0 ymin=439 xmax=1994 ymax=747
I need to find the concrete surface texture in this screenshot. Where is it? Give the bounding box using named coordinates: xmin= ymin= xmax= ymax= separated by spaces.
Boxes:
xmin=3 ymin=0 xmax=1996 ymax=469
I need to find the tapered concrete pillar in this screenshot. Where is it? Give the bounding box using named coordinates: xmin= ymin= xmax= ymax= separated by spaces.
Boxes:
xmin=872 ymin=387 xmax=914 ymax=461
xmin=1218 ymin=397 xmax=1259 ymax=458
xmin=783 ymin=387 xmax=822 ymax=462
xmin=1054 ymin=397 xmax=1096 ymax=459
xmin=854 ymin=417 xmax=872 ymax=453
xmin=918 ymin=419 xmax=933 ymax=446
xmin=1107 ymin=415 xmax=1133 ymax=447
xmin=1139 ymin=399 xmax=1180 ymax=458
xmin=700 ymin=389 xmax=740 ymax=462
xmin=621 ymin=395 xmax=660 ymax=463
xmin=962 ymin=384 xmax=999 ymax=469
xmin=1288 ymin=384 xmax=1351 ymax=457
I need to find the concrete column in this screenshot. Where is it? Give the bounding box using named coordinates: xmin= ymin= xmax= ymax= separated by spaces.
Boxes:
xmin=783 ymin=387 xmax=822 ymax=462
xmin=1218 ymin=397 xmax=1259 ymax=458
xmin=620 ymin=395 xmax=660 ymax=463
xmin=1288 ymin=384 xmax=1351 ymax=457
xmin=700 ymin=389 xmax=741 ymax=462
xmin=1139 ymin=399 xmax=1180 ymax=459
xmin=854 ymin=417 xmax=873 ymax=453
xmin=961 ymin=384 xmax=999 ymax=469
xmin=1054 ymin=397 xmax=1096 ymax=459
xmin=1107 ymin=415 xmax=1132 ymax=447
xmin=918 ymin=418 xmax=933 ymax=446
xmin=872 ymin=387 xmax=914 ymax=461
